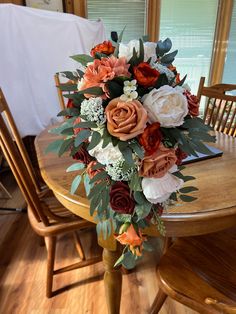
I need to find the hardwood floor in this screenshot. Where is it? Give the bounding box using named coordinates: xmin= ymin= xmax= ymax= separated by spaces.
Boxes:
xmin=0 ymin=211 xmax=197 ymax=314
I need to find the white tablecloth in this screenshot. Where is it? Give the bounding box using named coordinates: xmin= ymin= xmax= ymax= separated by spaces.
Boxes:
xmin=0 ymin=4 xmax=106 ymax=136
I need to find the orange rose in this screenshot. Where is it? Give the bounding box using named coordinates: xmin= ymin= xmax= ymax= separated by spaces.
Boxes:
xmin=105 ymin=97 xmax=148 ymax=141
xmin=139 ymin=143 xmax=177 ymax=178
xmin=139 ymin=122 xmax=162 ymax=155
xmin=133 ymin=62 xmax=160 ymax=87
xmin=115 ymin=224 xmax=145 ymax=257
xmin=90 ymin=40 xmax=115 ymax=57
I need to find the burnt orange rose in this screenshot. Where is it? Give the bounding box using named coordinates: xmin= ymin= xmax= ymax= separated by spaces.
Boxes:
xmin=139 ymin=143 xmax=177 ymax=178
xmin=115 ymin=224 xmax=145 ymax=257
xmin=139 ymin=122 xmax=162 ymax=155
xmin=133 ymin=62 xmax=160 ymax=87
xmin=184 ymin=91 xmax=199 ymax=117
xmin=105 ymin=97 xmax=148 ymax=141
xmin=90 ymin=40 xmax=115 ymax=57
xmin=87 ymin=161 xmax=104 ymax=179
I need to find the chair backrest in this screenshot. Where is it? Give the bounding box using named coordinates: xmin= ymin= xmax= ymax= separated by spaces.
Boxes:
xmin=0 ymin=111 xmax=49 ymax=225
xmin=197 ymin=77 xmax=236 ymax=137
xmin=54 ymin=73 xmax=76 ymax=111
xmin=0 ymin=88 xmax=42 ymax=193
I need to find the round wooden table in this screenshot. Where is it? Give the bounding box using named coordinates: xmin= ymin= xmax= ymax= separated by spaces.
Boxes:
xmin=35 ymin=127 xmax=236 ymax=314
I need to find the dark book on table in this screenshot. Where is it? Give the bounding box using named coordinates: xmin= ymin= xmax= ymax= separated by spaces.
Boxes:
xmin=182 ymin=145 xmax=223 ymax=165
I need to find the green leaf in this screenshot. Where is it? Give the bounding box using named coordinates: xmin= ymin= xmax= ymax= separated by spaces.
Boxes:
xmin=60 ymin=128 xmax=74 ymax=136
xmin=89 ymin=171 xmax=109 ymax=184
xmin=57 ymin=84 xmax=77 ymax=92
xmin=130 ymin=141 xmax=144 ymax=159
xmin=170 ymin=192 xmax=178 ymax=201
xmin=156 ymin=38 xmax=172 ymax=57
xmin=121 ymin=147 xmax=134 ymax=166
xmin=173 ymin=171 xmax=196 ymax=182
xmin=101 ymin=188 xmax=110 ymax=211
xmin=74 ymin=121 xmax=98 ymax=129
xmin=70 ymin=175 xmax=82 ymax=194
xmin=66 ymin=163 xmax=85 ymax=172
xmin=114 ymin=254 xmax=125 ymax=268
xmin=87 ymin=131 xmax=102 ymax=151
xmin=74 ymin=129 xmax=91 ymax=147
xmin=58 ymin=138 xmax=74 ymax=157
xmin=179 ymin=186 xmax=199 ymax=194
xmin=154 ymin=73 xmax=169 ymax=89
xmin=59 ymin=71 xmax=78 ymax=81
xmin=88 ymin=181 xmax=107 ymax=200
xmin=90 ymin=193 xmax=101 ymax=215
xmin=44 ymin=139 xmax=64 ymax=154
xmin=49 ymin=122 xmax=73 ymax=135
xmin=134 ymin=191 xmax=147 ymax=205
xmin=122 ymin=251 xmax=137 ymax=270
xmin=179 ymin=194 xmax=197 ymax=202
xmin=161 ymin=50 xmax=178 ymax=65
xmin=142 ymin=241 xmax=153 ymax=252
xmin=83 ymin=173 xmax=91 ymax=196
xmin=138 ymin=38 xmax=144 ymax=63
xmin=106 ymin=80 xmax=123 ymax=98
xmin=113 ymin=26 xmax=126 ymax=57
xmin=111 ymin=136 xmax=119 ymax=147
xmin=192 ymin=140 xmax=215 ymax=155
xmin=118 ymin=141 xmax=129 ymax=151
xmin=129 ymin=172 xmax=142 ymax=192
xmin=70 ymin=54 xmax=94 ymax=66
xmin=114 ymin=213 xmax=132 ymax=223
xmin=135 ymin=203 xmax=152 ymax=221
xmin=77 ymin=86 xmax=104 ymax=96
xmin=176 ymin=74 xmax=187 ymax=86
xmin=91 ymin=162 xmax=104 ymax=170
xmin=57 ymin=108 xmax=80 ymax=117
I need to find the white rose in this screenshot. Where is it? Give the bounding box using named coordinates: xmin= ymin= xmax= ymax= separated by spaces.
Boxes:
xmin=142 ymin=172 xmax=183 ymax=204
xmin=119 ymin=40 xmax=157 ymax=62
xmin=142 ymin=85 xmax=188 ymax=127
xmin=88 ymin=141 xmax=122 ymax=165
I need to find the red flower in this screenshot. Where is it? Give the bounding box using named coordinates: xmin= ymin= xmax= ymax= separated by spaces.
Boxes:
xmin=67 ymin=99 xmax=75 ymax=109
xmin=110 ymin=182 xmax=135 ymax=214
xmin=133 ymin=62 xmax=160 ymax=87
xmin=175 ymin=147 xmax=188 ymax=165
xmin=139 ymin=122 xmax=162 ymax=155
xmin=72 ymin=145 xmax=92 ymax=165
xmin=184 ymin=91 xmax=200 ymax=117
xmin=90 ymin=40 xmax=115 ymax=57
xmin=87 ymin=161 xmax=104 ymax=179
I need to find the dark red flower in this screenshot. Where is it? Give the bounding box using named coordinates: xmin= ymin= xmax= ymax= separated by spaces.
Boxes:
xmin=175 ymin=147 xmax=188 ymax=165
xmin=133 ymin=62 xmax=160 ymax=87
xmin=139 ymin=122 xmax=162 ymax=155
xmin=110 ymin=182 xmax=135 ymax=214
xmin=72 ymin=145 xmax=92 ymax=165
xmin=184 ymin=90 xmax=200 ymax=117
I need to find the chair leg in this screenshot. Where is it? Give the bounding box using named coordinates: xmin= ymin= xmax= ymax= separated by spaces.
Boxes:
xmin=150 ymin=288 xmax=168 ymax=314
xmin=73 ymin=231 xmax=85 ymax=260
xmin=45 ymin=236 xmax=56 ymax=298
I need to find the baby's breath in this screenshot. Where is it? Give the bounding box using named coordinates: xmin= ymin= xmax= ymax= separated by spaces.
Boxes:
xmin=81 ymin=97 xmax=106 ymax=125
xmin=105 ymin=158 xmax=135 ymax=181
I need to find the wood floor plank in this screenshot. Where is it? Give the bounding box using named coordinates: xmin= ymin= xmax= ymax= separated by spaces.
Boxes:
xmin=0 ymin=212 xmax=197 ymax=314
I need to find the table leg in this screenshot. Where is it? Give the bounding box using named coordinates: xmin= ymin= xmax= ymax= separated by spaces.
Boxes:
xmin=103 ymin=248 xmax=122 ymax=314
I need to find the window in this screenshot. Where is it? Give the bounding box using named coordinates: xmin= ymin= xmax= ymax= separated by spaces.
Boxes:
xmin=87 ymin=0 xmax=147 ymax=42
xmin=223 ymin=0 xmax=236 ymax=90
xmin=159 ymin=0 xmax=218 ymax=94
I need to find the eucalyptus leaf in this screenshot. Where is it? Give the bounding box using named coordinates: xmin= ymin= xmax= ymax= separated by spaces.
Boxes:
xmin=57 ymin=84 xmax=77 ymax=91
xmin=122 ymin=251 xmax=137 ymax=269
xmin=77 ymin=86 xmax=104 ymax=96
xmin=74 ymin=121 xmax=98 ymax=128
xmin=161 ymin=50 xmax=178 ymax=65
xmin=179 ymin=186 xmax=199 ymax=193
xmin=179 ymin=194 xmax=197 ymax=202
xmin=59 ymin=71 xmax=78 ymax=81
xmin=114 ymin=254 xmax=125 ymax=268
xmin=83 ymin=173 xmax=91 ymax=196
xmin=121 ymin=147 xmax=134 ymax=166
xmin=57 ymin=107 xmax=80 ymax=117
xmin=66 ymin=163 xmax=85 ymax=172
xmin=45 ymin=139 xmax=64 ymax=154
xmin=135 ymin=203 xmax=152 ymax=221
xmin=70 ymin=54 xmax=94 ymax=65
xmin=87 ymin=131 xmax=102 ymax=150
xmin=113 ymin=26 xmax=126 ymax=57
xmin=70 ymin=175 xmax=82 ymax=194
xmin=89 ymin=171 xmax=109 ymax=184
xmin=74 ymin=129 xmax=91 ymax=147
xmin=58 ymin=138 xmax=74 ymax=157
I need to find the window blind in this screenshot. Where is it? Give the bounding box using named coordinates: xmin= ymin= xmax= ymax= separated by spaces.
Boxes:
xmin=159 ymin=0 xmax=218 ymax=94
xmin=223 ymin=0 xmax=236 ymax=89
xmin=87 ymin=0 xmax=147 ymax=42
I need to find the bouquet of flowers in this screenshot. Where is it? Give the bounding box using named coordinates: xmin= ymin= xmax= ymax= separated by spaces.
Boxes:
xmin=48 ymin=31 xmax=215 ymax=268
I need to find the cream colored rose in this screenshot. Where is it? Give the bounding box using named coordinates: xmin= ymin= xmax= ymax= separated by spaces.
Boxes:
xmin=142 ymin=172 xmax=184 ymax=203
xmin=142 ymin=85 xmax=188 ymax=127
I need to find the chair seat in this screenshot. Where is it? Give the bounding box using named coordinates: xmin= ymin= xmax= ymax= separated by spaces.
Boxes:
xmin=28 ymin=195 xmax=94 ymax=237
xmin=157 ymin=228 xmax=236 ymax=313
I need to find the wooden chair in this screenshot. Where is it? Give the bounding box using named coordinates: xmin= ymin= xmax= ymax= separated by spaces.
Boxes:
xmin=197 ymin=77 xmax=236 ymax=137
xmin=54 ymin=73 xmax=76 ymax=111
xmin=150 ymin=229 xmax=236 ymax=314
xmin=0 ymin=95 xmax=101 ymax=298
xmin=0 ymin=88 xmax=47 ymax=195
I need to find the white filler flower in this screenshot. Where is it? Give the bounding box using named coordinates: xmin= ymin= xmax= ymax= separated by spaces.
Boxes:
xmin=81 ymin=97 xmax=106 ymax=125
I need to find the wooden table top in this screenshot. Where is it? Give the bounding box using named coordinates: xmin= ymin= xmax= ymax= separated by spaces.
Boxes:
xmin=35 ymin=126 xmax=236 ymax=241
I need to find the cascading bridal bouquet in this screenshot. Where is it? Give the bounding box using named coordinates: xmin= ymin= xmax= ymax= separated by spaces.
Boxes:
xmin=47 ymin=31 xmax=215 ymax=268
